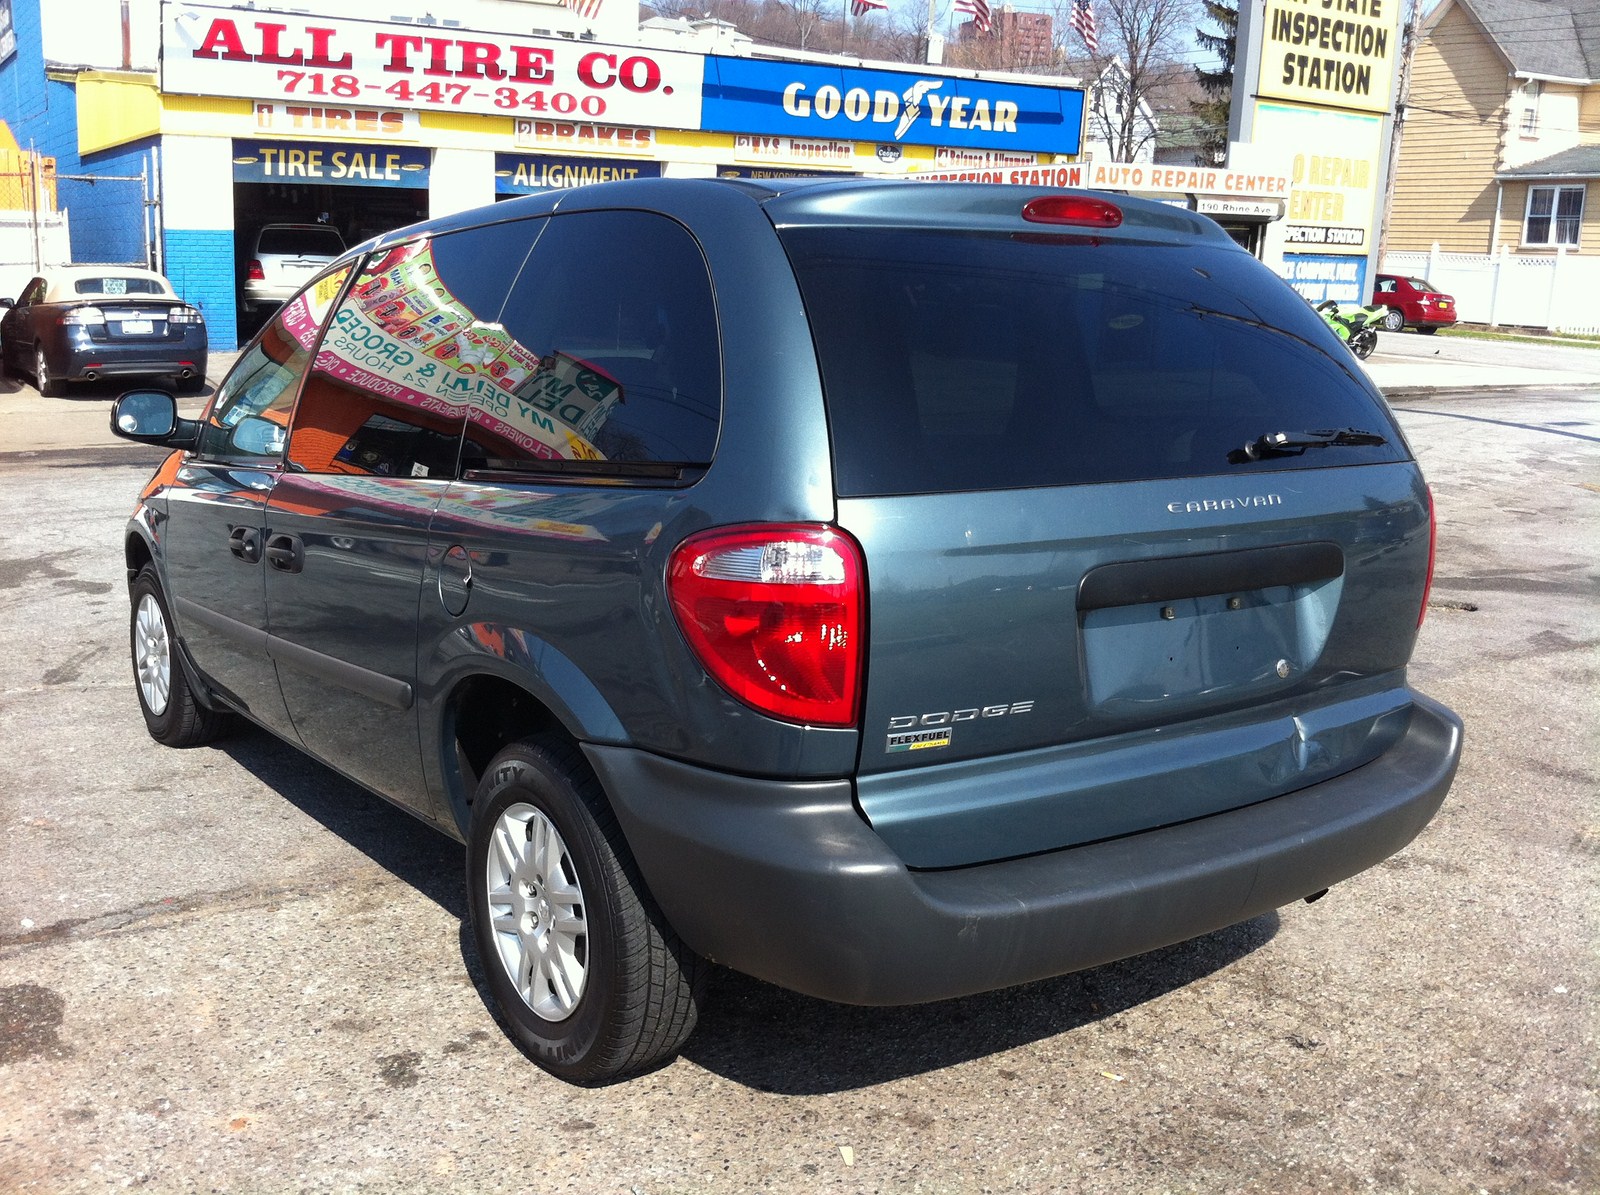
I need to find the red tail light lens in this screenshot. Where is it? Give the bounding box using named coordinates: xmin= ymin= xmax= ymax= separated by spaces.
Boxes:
xmin=1021 ymin=196 xmax=1123 ymax=228
xmin=246 ymin=259 xmax=265 ymax=281
xmin=668 ymin=525 xmax=864 ymax=727
xmin=1419 ymin=485 xmax=1437 ymax=627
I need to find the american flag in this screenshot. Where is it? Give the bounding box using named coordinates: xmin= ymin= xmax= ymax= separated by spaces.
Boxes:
xmin=851 ymin=0 xmax=888 ymax=14
xmin=1070 ymin=0 xmax=1099 ymax=52
xmin=564 ymin=0 xmax=603 ymax=19
xmin=954 ymin=0 xmax=992 ymax=32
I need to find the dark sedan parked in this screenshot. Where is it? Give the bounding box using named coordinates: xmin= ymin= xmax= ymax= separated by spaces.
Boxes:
xmin=0 ymin=265 xmax=207 ymax=395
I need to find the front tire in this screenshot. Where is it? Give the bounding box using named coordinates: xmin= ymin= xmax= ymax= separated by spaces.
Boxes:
xmin=467 ymin=737 xmax=703 ymax=1084
xmin=130 ymin=566 xmax=232 ymax=747
xmin=35 ymin=344 xmax=61 ymax=396
xmin=1382 ymin=309 xmax=1404 ymax=332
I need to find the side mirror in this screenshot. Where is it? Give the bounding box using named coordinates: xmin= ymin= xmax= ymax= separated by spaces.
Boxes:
xmin=229 ymin=414 xmax=286 ymax=457
xmin=0 ymin=297 xmax=13 ymax=309
xmin=111 ymin=389 xmax=197 ymax=449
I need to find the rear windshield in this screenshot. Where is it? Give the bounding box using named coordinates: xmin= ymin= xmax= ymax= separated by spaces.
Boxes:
xmin=257 ymin=226 xmax=345 ymax=256
xmin=781 ymin=228 xmax=1407 ymax=496
xmin=73 ymin=276 xmax=166 ymax=296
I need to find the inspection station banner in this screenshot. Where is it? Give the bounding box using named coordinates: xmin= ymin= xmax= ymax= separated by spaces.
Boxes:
xmin=1257 ymin=0 xmax=1400 ymax=116
xmin=162 ymin=2 xmax=704 ymax=130
xmin=701 ymin=56 xmax=1086 ymax=154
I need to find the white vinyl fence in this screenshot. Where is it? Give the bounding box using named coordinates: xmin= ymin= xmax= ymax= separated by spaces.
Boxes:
xmin=1381 ymin=245 xmax=1600 ymax=335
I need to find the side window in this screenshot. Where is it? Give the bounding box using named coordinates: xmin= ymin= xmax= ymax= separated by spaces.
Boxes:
xmin=196 ymin=265 xmax=352 ymax=463
xmin=19 ymin=278 xmax=45 ymax=305
xmin=1376 ymin=279 xmax=1395 ymax=294
xmin=285 ymin=222 xmax=540 ymax=477
xmin=458 ymin=209 xmax=722 ymax=476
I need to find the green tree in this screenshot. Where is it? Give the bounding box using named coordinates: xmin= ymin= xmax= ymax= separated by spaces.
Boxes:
xmin=1191 ymin=0 xmax=1236 ymax=165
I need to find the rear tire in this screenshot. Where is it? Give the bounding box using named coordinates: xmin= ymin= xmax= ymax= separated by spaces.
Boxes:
xmin=35 ymin=344 xmax=61 ymax=397
xmin=1417 ymin=325 xmax=1439 ymax=335
xmin=467 ymin=737 xmax=703 ymax=1084
xmin=130 ymin=566 xmax=232 ymax=747
xmin=1352 ymin=329 xmax=1377 ymax=360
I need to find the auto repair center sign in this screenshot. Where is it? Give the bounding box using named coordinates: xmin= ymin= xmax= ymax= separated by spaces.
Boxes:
xmin=161 ymin=3 xmax=704 ymax=128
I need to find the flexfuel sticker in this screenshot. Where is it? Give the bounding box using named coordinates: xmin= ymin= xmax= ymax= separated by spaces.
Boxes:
xmin=886 ymin=728 xmax=953 ymax=753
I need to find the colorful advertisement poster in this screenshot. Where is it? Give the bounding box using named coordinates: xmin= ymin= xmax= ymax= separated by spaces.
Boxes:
xmin=701 ymin=56 xmax=1085 ymax=154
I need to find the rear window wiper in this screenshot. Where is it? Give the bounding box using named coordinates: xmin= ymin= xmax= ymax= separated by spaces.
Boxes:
xmin=1229 ymin=428 xmax=1387 ymax=463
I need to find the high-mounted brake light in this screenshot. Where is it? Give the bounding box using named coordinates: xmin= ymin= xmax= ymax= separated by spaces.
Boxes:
xmin=1418 ymin=485 xmax=1437 ymax=627
xmin=1021 ymin=196 xmax=1124 ymax=228
xmin=668 ymin=524 xmax=864 ymax=727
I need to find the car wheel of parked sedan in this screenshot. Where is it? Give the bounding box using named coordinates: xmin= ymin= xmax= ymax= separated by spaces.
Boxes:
xmin=467 ymin=736 xmax=704 ymax=1084
xmin=1417 ymin=326 xmax=1439 ymax=335
xmin=34 ymin=344 xmax=61 ymax=396
xmin=130 ymin=566 xmax=233 ymax=747
xmin=1382 ymin=309 xmax=1405 ymax=333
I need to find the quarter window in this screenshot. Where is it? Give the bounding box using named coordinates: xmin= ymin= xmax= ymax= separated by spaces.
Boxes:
xmin=285 ymin=221 xmax=541 ymax=477
xmin=1524 ymin=185 xmax=1585 ymax=246
xmin=196 ymin=265 xmax=351 ymax=463
xmin=458 ymin=209 xmax=722 ymax=478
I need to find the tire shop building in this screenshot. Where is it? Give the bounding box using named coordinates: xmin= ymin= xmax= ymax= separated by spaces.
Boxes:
xmin=0 ymin=0 xmax=1094 ymax=349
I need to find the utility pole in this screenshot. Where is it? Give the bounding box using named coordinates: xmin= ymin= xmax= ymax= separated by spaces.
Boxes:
xmin=1376 ymin=0 xmax=1425 ymax=267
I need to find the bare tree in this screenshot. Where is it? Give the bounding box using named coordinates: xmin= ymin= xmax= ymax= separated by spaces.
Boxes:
xmin=1049 ymin=0 xmax=1193 ymax=161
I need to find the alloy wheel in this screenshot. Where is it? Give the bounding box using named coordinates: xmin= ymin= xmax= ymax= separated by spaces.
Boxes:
xmin=484 ymin=801 xmax=589 ymax=1021
xmin=134 ymin=592 xmax=171 ymax=716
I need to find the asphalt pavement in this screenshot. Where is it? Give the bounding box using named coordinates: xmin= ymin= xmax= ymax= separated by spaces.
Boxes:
xmin=0 ymin=328 xmax=1596 ymax=1193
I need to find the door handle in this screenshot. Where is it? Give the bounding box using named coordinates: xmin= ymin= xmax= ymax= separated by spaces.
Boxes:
xmin=228 ymin=525 xmax=261 ymax=564
xmin=264 ymin=532 xmax=304 ymax=573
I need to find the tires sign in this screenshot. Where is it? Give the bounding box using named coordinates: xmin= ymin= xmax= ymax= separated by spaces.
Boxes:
xmin=161 ymin=2 xmax=703 ymax=130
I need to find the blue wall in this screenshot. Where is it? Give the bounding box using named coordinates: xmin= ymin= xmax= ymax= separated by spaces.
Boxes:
xmin=0 ymin=0 xmax=237 ymax=347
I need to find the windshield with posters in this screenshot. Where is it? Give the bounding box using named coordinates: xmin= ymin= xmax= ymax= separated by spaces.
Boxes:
xmin=781 ymin=227 xmax=1407 ymax=497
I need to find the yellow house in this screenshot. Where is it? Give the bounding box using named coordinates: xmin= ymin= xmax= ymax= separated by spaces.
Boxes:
xmin=1388 ymin=0 xmax=1598 ymax=255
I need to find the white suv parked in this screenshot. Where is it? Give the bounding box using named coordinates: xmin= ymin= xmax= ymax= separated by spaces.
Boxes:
xmin=242 ymin=223 xmax=346 ymax=312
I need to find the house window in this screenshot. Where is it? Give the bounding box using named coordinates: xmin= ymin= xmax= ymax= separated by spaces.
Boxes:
xmin=1523 ymin=185 xmax=1585 ymax=246
xmin=1518 ymin=80 xmax=1542 ymax=136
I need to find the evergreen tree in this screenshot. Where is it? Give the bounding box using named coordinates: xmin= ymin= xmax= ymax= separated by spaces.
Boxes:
xmin=1191 ymin=0 xmax=1236 ymax=164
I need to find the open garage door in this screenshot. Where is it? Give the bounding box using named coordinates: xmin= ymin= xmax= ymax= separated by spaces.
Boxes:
xmin=232 ymin=139 xmax=430 ymax=337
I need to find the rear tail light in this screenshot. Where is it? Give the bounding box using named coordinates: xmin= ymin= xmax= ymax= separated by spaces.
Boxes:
xmin=168 ymin=305 xmax=204 ymax=325
xmin=668 ymin=524 xmax=864 ymax=727
xmin=246 ymin=259 xmax=265 ymax=281
xmin=1021 ymin=196 xmax=1123 ymax=228
xmin=62 ymin=306 xmax=106 ymax=326
xmin=1418 ymin=485 xmax=1437 ymax=627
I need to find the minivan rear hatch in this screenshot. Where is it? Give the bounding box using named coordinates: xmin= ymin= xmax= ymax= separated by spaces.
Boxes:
xmin=773 ymin=196 xmax=1432 ymax=868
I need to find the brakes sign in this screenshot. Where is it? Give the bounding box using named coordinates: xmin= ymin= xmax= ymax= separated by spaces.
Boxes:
xmin=162 ymin=4 xmax=703 ymax=129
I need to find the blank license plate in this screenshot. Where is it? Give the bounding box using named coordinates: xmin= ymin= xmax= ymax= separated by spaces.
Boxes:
xmin=120 ymin=319 xmax=154 ymax=334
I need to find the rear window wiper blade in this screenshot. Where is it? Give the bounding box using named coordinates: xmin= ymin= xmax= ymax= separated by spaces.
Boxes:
xmin=1229 ymin=428 xmax=1387 ymax=463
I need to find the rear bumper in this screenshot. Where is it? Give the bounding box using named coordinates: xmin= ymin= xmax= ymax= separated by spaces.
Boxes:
xmin=62 ymin=337 xmax=206 ymax=382
xmin=589 ymin=690 xmax=1462 ymax=1006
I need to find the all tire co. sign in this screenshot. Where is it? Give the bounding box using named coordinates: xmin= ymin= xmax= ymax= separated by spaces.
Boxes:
xmin=160 ymin=2 xmax=705 ymax=129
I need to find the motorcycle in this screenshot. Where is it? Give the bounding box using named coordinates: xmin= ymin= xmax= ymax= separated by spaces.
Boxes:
xmin=1316 ymin=299 xmax=1388 ymax=360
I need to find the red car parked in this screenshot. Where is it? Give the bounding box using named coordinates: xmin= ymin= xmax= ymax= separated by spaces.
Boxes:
xmin=1374 ymin=274 xmax=1457 ymax=334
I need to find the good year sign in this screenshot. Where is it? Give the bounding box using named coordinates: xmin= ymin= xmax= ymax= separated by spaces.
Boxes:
xmin=161 ymin=3 xmax=704 ymax=128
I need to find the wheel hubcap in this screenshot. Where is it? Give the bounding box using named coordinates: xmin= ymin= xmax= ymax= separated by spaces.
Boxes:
xmin=36 ymin=351 xmax=49 ymax=390
xmin=134 ymin=593 xmax=171 ymax=716
xmin=485 ymin=802 xmax=588 ymax=1021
